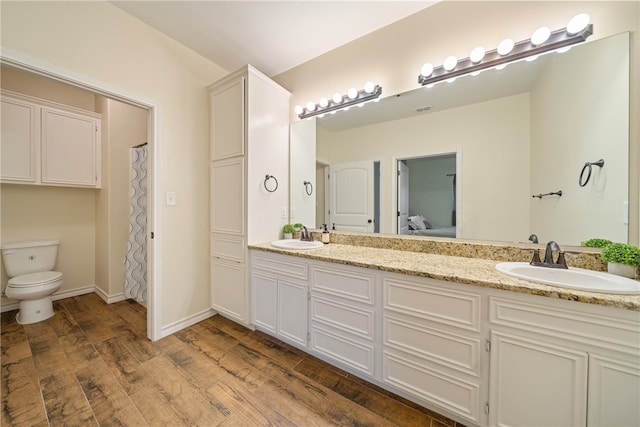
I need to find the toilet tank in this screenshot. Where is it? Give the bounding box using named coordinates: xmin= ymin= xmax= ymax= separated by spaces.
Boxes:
xmin=1 ymin=240 xmax=60 ymax=277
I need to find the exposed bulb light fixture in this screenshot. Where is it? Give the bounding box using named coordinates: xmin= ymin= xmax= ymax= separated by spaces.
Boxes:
xmin=497 ymin=38 xmax=515 ymax=55
xmin=531 ymin=27 xmax=551 ymax=46
xmin=469 ymin=47 xmax=485 ymax=64
xmin=418 ymin=13 xmax=593 ymax=87
xmin=296 ymin=83 xmax=383 ymax=119
xmin=443 ymin=55 xmax=458 ymax=71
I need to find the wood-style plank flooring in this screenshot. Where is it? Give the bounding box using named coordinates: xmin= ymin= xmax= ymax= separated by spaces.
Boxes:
xmin=1 ymin=293 xmax=463 ymax=426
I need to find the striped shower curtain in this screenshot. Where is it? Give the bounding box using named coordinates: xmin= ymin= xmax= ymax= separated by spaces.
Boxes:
xmin=124 ymin=145 xmax=147 ymax=302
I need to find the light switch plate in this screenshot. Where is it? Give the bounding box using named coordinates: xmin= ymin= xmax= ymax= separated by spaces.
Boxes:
xmin=166 ymin=192 xmax=176 ymax=206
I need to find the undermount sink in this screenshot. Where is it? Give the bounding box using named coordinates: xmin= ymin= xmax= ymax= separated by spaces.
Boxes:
xmin=495 ymin=262 xmax=640 ymax=295
xmin=271 ymin=239 xmax=324 ymax=250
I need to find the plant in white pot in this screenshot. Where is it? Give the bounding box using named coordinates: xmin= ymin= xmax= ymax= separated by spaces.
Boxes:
xmin=282 ymin=224 xmax=295 ymax=239
xmin=601 ymin=243 xmax=640 ymax=279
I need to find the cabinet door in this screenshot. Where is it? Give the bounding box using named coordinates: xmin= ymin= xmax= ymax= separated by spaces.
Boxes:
xmin=211 ymin=158 xmax=245 ymax=235
xmin=252 ymin=273 xmax=277 ymax=334
xmin=210 ymin=76 xmax=244 ymax=161
xmin=278 ymin=279 xmax=307 ymax=347
xmin=41 ymin=107 xmax=99 ymax=186
xmin=1 ymin=96 xmax=37 ymax=182
xmin=489 ymin=331 xmax=588 ymax=427
xmin=588 ymin=354 xmax=640 ymax=426
xmin=210 ymin=258 xmax=247 ymax=325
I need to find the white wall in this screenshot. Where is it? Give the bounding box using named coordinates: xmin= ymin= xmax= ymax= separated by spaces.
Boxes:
xmin=1 ymin=1 xmax=227 ymax=330
xmin=318 ymin=94 xmax=531 ymax=241
xmin=275 ymin=0 xmax=639 ymax=245
xmin=530 ymin=33 xmax=629 ymax=245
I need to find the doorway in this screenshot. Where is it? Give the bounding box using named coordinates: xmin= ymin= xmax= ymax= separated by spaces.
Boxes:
xmin=396 ymin=153 xmax=459 ymax=238
xmin=1 ymin=55 xmax=160 ymax=340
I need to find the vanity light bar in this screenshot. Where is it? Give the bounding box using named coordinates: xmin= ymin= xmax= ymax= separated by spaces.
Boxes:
xmin=296 ymin=83 xmax=382 ymax=120
xmin=418 ymin=15 xmax=593 ymax=87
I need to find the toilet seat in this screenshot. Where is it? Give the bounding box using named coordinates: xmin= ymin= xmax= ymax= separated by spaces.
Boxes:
xmin=8 ymin=271 xmax=63 ymax=288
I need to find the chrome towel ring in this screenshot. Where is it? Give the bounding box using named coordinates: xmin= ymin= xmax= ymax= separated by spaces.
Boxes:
xmin=579 ymin=159 xmax=604 ymax=187
xmin=264 ymin=174 xmax=278 ymax=193
xmin=303 ymin=180 xmax=313 ymax=196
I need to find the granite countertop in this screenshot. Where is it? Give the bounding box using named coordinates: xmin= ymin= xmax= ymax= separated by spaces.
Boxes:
xmin=249 ymin=242 xmax=640 ymax=312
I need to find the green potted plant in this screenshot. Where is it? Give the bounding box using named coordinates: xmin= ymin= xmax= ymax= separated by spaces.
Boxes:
xmin=601 ymin=243 xmax=640 ymax=279
xmin=583 ymin=238 xmax=613 ymax=248
xmin=282 ymin=224 xmax=295 ymax=239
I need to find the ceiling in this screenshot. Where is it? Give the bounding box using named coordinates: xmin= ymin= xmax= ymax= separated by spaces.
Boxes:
xmin=110 ymin=1 xmax=437 ymax=77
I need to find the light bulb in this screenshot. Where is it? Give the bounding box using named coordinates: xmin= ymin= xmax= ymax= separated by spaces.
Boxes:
xmin=364 ymin=81 xmax=375 ymax=93
xmin=495 ymin=64 xmax=507 ymax=71
xmin=446 ymin=77 xmax=456 ymax=83
xmin=470 ymin=46 xmax=485 ymax=64
xmin=557 ymin=46 xmax=571 ymax=54
xmin=306 ymin=102 xmax=316 ymax=112
xmin=319 ymin=98 xmax=329 ymax=108
xmin=332 ymin=93 xmax=343 ymax=104
xmin=443 ymin=56 xmax=457 ymax=71
xmin=531 ymin=26 xmax=551 ymax=46
xmin=347 ymin=88 xmax=358 ymax=99
xmin=420 ymin=63 xmax=434 ymax=77
xmin=497 ymin=38 xmax=515 ymax=55
xmin=294 ymin=105 xmax=303 ymax=115
xmin=526 ymin=55 xmax=539 ymax=62
xmin=567 ymin=13 xmax=590 ymax=35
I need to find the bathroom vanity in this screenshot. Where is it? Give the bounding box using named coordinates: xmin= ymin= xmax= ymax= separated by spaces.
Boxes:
xmin=248 ymin=240 xmax=640 ymax=427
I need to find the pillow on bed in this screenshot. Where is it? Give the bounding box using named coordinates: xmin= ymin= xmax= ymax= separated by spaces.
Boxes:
xmin=415 ymin=215 xmax=434 ymax=230
xmin=409 ymin=215 xmax=427 ymax=230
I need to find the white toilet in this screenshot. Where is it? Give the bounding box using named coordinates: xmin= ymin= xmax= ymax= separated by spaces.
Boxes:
xmin=1 ymin=240 xmax=63 ymax=324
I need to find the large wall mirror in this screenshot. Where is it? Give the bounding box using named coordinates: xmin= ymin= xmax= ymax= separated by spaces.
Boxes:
xmin=290 ymin=32 xmax=630 ymax=247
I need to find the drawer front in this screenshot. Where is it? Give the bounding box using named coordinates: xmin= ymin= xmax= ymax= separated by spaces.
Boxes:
xmin=311 ymin=265 xmax=375 ymax=304
xmin=311 ymin=326 xmax=375 ymax=376
xmin=383 ymin=350 xmax=480 ymax=424
xmin=384 ymin=315 xmax=479 ymax=377
xmin=311 ymin=296 xmax=374 ymax=340
xmin=383 ymin=276 xmax=481 ymax=332
xmin=251 ymin=253 xmax=308 ymax=281
xmin=211 ymin=233 xmax=245 ymax=263
xmin=489 ymin=296 xmax=640 ymax=354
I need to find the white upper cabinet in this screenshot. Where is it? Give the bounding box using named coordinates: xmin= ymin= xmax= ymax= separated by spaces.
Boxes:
xmin=1 ymin=90 xmax=102 ymax=188
xmin=1 ymin=94 xmax=38 ymax=183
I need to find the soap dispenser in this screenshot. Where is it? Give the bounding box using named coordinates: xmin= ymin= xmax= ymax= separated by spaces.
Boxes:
xmin=322 ymin=224 xmax=330 ymax=244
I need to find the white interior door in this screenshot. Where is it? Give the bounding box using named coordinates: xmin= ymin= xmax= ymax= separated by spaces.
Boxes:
xmin=397 ymin=161 xmax=409 ymax=234
xmin=329 ymin=160 xmax=374 ymax=232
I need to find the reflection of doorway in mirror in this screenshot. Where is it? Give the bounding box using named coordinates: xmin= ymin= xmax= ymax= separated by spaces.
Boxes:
xmin=315 ymin=161 xmax=329 ymax=229
xmin=398 ymin=153 xmax=458 ymax=238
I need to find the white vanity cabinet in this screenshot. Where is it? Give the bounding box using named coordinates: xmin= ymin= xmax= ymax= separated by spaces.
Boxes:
xmin=309 ymin=261 xmax=379 ymax=377
xmin=1 ymin=90 xmax=101 ymax=188
xmin=248 ymin=249 xmax=640 ymax=427
xmin=250 ymin=251 xmax=309 ymax=349
xmin=209 ymin=66 xmax=290 ymax=327
xmin=381 ymin=273 xmax=486 ymax=424
xmin=488 ymin=295 xmax=640 ymax=427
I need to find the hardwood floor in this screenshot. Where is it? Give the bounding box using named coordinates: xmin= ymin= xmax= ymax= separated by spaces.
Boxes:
xmin=1 ymin=293 xmax=463 ymax=426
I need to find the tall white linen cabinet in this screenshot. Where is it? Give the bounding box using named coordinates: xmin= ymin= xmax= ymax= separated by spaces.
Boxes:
xmin=209 ymin=65 xmax=291 ymax=326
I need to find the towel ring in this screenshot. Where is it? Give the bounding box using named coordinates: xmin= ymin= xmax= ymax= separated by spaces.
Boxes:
xmin=579 ymin=159 xmax=604 ymax=187
xmin=303 ymin=180 xmax=313 ymax=196
xmin=264 ymin=174 xmax=278 ymax=193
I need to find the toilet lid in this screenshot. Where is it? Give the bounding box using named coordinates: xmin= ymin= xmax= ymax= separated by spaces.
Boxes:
xmin=8 ymin=271 xmax=63 ymax=287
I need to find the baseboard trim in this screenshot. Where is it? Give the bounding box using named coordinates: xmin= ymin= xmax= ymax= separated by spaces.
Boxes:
xmin=2 ymin=285 xmax=117 ymax=312
xmin=160 ymin=307 xmax=217 ymax=338
xmin=94 ymin=287 xmax=127 ymax=304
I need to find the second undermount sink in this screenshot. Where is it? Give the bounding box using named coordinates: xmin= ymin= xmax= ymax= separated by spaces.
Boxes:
xmin=496 ymin=262 xmax=640 ymax=295
xmin=271 ymin=239 xmax=324 ymax=250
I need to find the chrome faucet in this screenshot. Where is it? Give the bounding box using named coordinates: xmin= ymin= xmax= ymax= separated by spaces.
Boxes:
xmin=530 ymin=240 xmax=568 ymax=269
xmin=300 ymin=226 xmax=312 ymax=242
xmin=528 ymin=234 xmax=539 ymax=244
